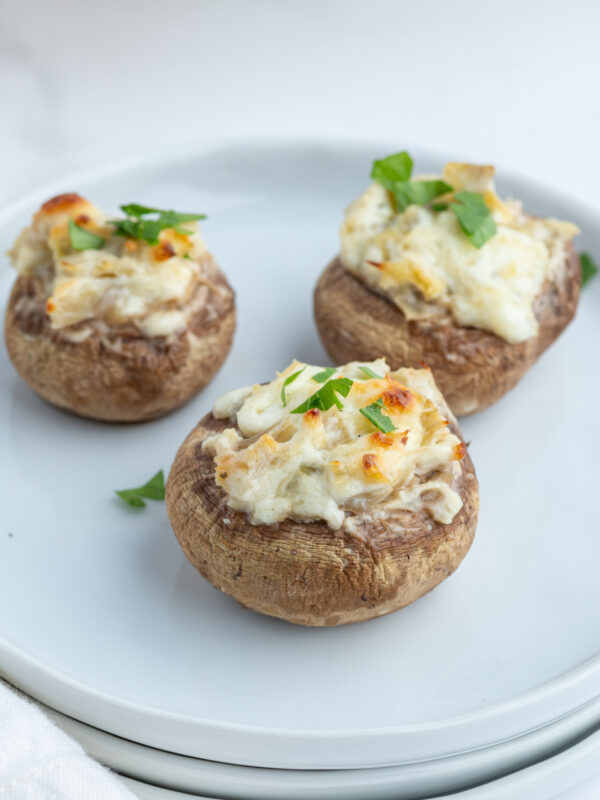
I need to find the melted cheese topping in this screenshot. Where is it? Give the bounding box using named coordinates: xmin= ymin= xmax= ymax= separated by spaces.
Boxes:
xmin=8 ymin=194 xmax=207 ymax=337
xmin=204 ymin=360 xmax=465 ymax=530
xmin=340 ymin=162 xmax=579 ymax=343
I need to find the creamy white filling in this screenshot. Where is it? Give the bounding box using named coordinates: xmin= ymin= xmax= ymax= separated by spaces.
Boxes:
xmin=205 ymin=360 xmax=465 ymax=530
xmin=340 ymin=163 xmax=579 ymax=343
xmin=8 ymin=195 xmax=208 ymax=337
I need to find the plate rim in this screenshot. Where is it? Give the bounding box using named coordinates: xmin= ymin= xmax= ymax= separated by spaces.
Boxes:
xmin=40 ymin=690 xmax=600 ymax=797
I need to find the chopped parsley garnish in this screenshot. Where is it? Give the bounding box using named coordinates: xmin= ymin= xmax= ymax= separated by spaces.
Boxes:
xmin=68 ymin=219 xmax=105 ymax=251
xmin=109 ymin=204 xmax=206 ymax=245
xmin=371 ymin=151 xmax=413 ymax=189
xmin=115 ymin=469 xmax=166 ymax=509
xmin=359 ymin=365 xmax=383 ymax=380
xmin=359 ymin=398 xmax=396 ymax=433
xmin=120 ymin=203 xmax=163 ymax=216
xmin=281 ymin=367 xmax=305 ymax=407
xmin=450 ymin=191 xmax=496 ymax=248
xmin=392 ymin=179 xmax=453 ymax=212
xmin=312 ymin=367 xmax=337 ymax=383
xmin=291 ymin=378 xmax=353 ymax=414
xmin=580 ymin=252 xmax=598 ymax=287
xmin=371 ymin=151 xmax=497 ymax=247
xmin=371 ymin=151 xmax=451 ymax=212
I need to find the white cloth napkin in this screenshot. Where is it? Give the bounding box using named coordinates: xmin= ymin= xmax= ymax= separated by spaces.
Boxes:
xmin=0 ymin=681 xmax=136 ymax=800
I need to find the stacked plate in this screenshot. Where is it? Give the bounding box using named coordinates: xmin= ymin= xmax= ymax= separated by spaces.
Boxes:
xmin=36 ymin=700 xmax=600 ymax=798
xmin=1 ymin=140 xmax=600 ymax=799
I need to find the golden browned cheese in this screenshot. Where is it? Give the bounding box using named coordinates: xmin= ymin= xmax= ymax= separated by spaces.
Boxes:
xmin=204 ymin=360 xmax=465 ymax=529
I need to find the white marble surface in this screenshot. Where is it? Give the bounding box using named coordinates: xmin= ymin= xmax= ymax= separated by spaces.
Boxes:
xmin=0 ymin=0 xmax=599 ymax=208
xmin=0 ymin=0 xmax=599 ymax=797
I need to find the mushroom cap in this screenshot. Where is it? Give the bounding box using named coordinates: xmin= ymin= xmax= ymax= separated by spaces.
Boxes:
xmin=166 ymin=413 xmax=479 ymax=627
xmin=4 ymin=253 xmax=235 ymax=422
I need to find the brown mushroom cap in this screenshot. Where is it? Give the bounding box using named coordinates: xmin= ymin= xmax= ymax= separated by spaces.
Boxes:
xmin=314 ymin=245 xmax=581 ymax=416
xmin=4 ymin=253 xmax=235 ymax=422
xmin=166 ymin=413 xmax=479 ymax=627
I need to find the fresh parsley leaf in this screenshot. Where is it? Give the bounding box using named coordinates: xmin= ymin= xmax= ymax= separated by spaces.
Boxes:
xmin=291 ymin=378 xmax=353 ymax=414
xmin=450 ymin=191 xmax=496 ymax=248
xmin=108 ymin=219 xmax=139 ymax=239
xmin=281 ymin=367 xmax=305 ymax=407
xmin=371 ymin=151 xmax=413 ymax=190
xmin=371 ymin=152 xmax=451 ymax=211
xmin=312 ymin=367 xmax=337 ymax=383
xmin=360 ymin=398 xmax=396 ymax=433
xmin=392 ymin=180 xmax=453 ymax=212
xmin=157 ymin=211 xmax=206 ymax=224
xmin=109 ymin=204 xmax=207 ymax=245
xmin=580 ymin=252 xmax=598 ymax=287
xmin=359 ymin=365 xmax=383 ymax=379
xmin=371 ymin=153 xmax=496 ymax=245
xmin=109 ymin=218 xmax=157 ymax=243
xmin=115 ymin=469 xmax=166 ymax=509
xmin=116 ymin=492 xmax=146 ymax=508
xmin=68 ymin=219 xmax=105 ymax=251
xmin=119 ymin=203 xmax=163 ymax=217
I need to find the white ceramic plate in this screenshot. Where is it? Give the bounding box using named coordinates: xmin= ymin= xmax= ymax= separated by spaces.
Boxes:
xmin=1 ymin=140 xmax=599 ymax=769
xmin=122 ymin=778 xmax=213 ymax=800
xmin=119 ymin=727 xmax=600 ymax=800
xmin=43 ymin=697 xmax=600 ymax=799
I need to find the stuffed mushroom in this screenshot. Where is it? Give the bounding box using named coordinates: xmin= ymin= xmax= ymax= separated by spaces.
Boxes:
xmin=314 ymin=154 xmax=580 ymax=415
xmin=166 ymin=359 xmax=479 ymax=626
xmin=5 ymin=194 xmax=235 ymax=421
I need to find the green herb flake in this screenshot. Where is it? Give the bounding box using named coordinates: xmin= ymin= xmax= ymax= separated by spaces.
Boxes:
xmin=450 ymin=191 xmax=496 ymax=248
xmin=115 ymin=469 xmax=166 ymax=509
xmin=291 ymin=378 xmax=353 ymax=414
xmin=68 ymin=219 xmax=105 ymax=251
xmin=120 ymin=203 xmax=163 ymax=217
xmin=281 ymin=367 xmax=306 ymax=407
xmin=371 ymin=152 xmax=451 ymax=211
xmin=359 ymin=365 xmax=383 ymax=379
xmin=108 ymin=204 xmax=207 ymax=245
xmin=371 ymin=151 xmax=413 ymax=190
xmin=580 ymin=252 xmax=598 ymax=287
xmin=312 ymin=367 xmax=337 ymax=383
xmin=370 ymin=153 xmax=497 ymax=246
xmin=359 ymin=399 xmax=396 ymax=433
xmin=392 ymin=180 xmax=453 ymax=212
